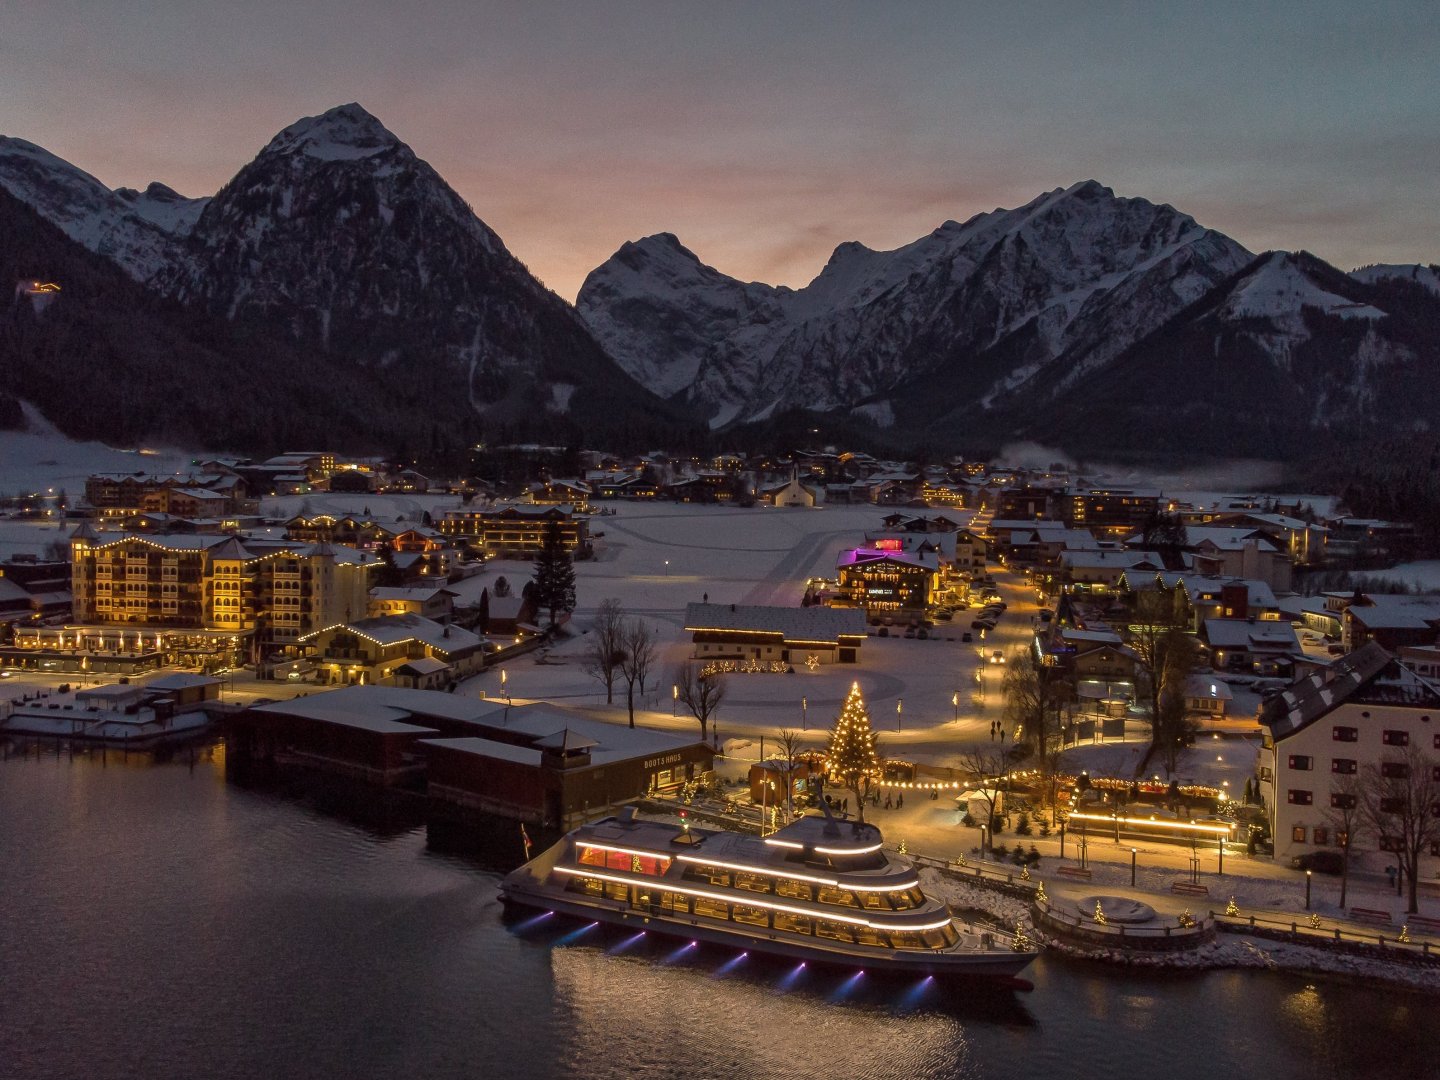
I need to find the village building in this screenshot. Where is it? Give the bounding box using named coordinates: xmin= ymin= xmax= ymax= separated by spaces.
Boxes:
xmin=367 ymin=586 xmax=457 ymax=621
xmin=231 ymin=687 xmax=713 ymax=816
xmin=527 ymin=478 xmax=592 ymax=508
xmin=3 ymin=528 xmax=375 ymax=673
xmin=1342 ymin=593 xmax=1440 ymax=652
xmin=760 ymin=466 xmax=821 ymax=507
xmin=1183 ymin=674 xmax=1234 ymax=719
xmin=834 ymin=547 xmax=939 ymax=616
xmin=683 ymin=602 xmax=866 ymax=665
xmin=301 ymin=614 xmax=486 ymax=687
xmin=1257 ymin=642 xmax=1440 ymax=865
xmin=1200 ymin=617 xmax=1301 ymax=675
xmin=1063 ymin=486 xmax=1161 ymax=539
xmin=438 ymin=506 xmax=591 ymax=559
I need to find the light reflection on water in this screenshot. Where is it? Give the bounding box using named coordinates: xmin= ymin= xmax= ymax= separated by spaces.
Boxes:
xmin=3 ymin=744 xmax=1440 ymax=1080
xmin=548 ymin=947 xmax=976 ymax=1080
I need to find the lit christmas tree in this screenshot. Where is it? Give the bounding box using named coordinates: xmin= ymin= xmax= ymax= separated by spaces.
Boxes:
xmin=827 ymin=682 xmax=882 ymax=824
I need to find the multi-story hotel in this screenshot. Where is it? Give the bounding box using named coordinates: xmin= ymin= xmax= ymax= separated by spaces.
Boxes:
xmin=7 ymin=528 xmax=374 ymax=672
xmin=1257 ymin=642 xmax=1440 ymax=865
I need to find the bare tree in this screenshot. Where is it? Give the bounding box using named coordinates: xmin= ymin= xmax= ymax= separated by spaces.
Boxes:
xmin=956 ymin=741 xmax=1013 ymax=840
xmin=775 ymin=727 xmax=804 ymax=817
xmin=1155 ymin=687 xmax=1199 ymax=779
xmin=1002 ymin=646 xmax=1072 ymax=771
xmin=1323 ymin=770 xmax=1367 ymax=910
xmin=1128 ymin=584 xmax=1203 ymax=777
xmin=617 ymin=616 xmax=658 ymax=729
xmin=582 ymin=598 xmax=625 ymax=705
xmin=1359 ymin=744 xmax=1440 ymax=914
xmin=675 ymin=660 xmax=725 ymax=741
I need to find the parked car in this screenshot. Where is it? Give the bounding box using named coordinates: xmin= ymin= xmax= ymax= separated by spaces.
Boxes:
xmin=935 ymin=611 xmax=953 ymax=621
xmin=1291 ymin=850 xmax=1345 ymax=875
xmin=990 ymin=650 xmax=1005 ymax=664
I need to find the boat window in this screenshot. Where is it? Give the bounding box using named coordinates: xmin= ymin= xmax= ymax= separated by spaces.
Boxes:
xmin=604 ymin=882 xmax=630 ymax=903
xmin=694 ymin=897 xmax=730 ymax=920
xmin=661 ymin=891 xmax=690 ymax=914
xmin=577 ymin=846 xmax=605 ymax=868
xmin=773 ymin=911 xmax=813 ymax=936
xmin=734 ymin=872 xmax=772 ymax=894
xmin=570 ymin=876 xmax=605 ymax=898
xmin=732 ymin=905 xmax=769 ymax=928
xmin=889 ymin=931 xmax=924 ymax=950
xmin=816 ymin=920 xmax=856 ymax=943
xmin=922 ymin=925 xmax=957 ymax=948
xmin=684 ymin=865 xmax=731 ymax=888
xmin=859 ymin=892 xmax=891 ymax=910
xmin=890 ymin=887 xmax=925 ymax=910
xmin=854 ymin=926 xmax=888 ymax=948
xmin=775 ymin=879 xmax=812 ymax=901
xmin=816 ymin=886 xmax=858 ymax=908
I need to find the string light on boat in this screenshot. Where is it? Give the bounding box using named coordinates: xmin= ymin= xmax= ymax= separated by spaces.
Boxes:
xmin=551 ymin=867 xmax=954 ymax=932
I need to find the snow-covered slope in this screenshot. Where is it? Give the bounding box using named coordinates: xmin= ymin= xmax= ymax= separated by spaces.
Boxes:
xmin=0 ymin=137 xmax=203 ymax=281
xmin=579 ymin=181 xmax=1255 ymax=428
xmin=113 ymin=182 xmax=209 ymax=234
xmin=1224 ymin=253 xmax=1386 ymax=322
xmin=1350 ymin=263 xmax=1440 ymax=298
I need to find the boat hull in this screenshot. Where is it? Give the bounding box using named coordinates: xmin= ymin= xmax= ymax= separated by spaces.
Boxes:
xmin=500 ymin=878 xmax=1038 ymax=981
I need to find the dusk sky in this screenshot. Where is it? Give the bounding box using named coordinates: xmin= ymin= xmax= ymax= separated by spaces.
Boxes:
xmin=4 ymin=1 xmax=1437 ymax=300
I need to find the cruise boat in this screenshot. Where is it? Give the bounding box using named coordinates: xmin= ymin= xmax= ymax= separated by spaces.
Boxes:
xmin=500 ymin=806 xmax=1039 ymax=980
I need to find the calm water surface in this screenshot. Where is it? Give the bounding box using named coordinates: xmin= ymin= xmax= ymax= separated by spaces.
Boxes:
xmin=1 ymin=743 xmax=1434 ymax=1080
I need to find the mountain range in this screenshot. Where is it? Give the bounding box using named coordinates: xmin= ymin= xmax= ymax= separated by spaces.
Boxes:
xmin=0 ymin=105 xmax=686 ymax=455
xmin=3 ymin=103 xmax=1437 ymax=462
xmin=578 ymin=181 xmax=1440 ymax=460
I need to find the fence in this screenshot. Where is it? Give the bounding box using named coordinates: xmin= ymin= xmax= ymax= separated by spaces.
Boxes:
xmin=1032 ymin=897 xmax=1212 ymax=951
xmin=1211 ymin=910 xmax=1440 ymax=965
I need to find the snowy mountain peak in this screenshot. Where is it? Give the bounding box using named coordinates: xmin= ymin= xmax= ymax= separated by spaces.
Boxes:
xmin=113 ymin=181 xmax=209 ymax=234
xmin=262 ymin=102 xmax=400 ymax=162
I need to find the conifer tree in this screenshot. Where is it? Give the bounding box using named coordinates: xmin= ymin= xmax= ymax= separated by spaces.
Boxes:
xmin=531 ymin=520 xmax=576 ymax=625
xmin=827 ymin=682 xmax=882 ymax=824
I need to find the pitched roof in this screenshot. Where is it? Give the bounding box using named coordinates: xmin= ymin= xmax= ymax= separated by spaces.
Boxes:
xmin=1261 ymin=642 xmax=1440 ymax=739
xmin=1201 ymin=618 xmax=1300 ymax=650
xmin=684 ymin=602 xmax=867 ymax=641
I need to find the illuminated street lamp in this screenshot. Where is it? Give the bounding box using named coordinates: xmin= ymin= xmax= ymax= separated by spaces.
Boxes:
xmin=1305 ymin=869 xmax=1313 ymax=909
xmin=896 ymin=698 xmax=903 ymax=733
xmin=952 ymin=691 xmax=959 ymax=723
xmin=672 ymin=683 xmax=678 ymax=716
xmin=802 ymin=695 xmax=807 ymax=731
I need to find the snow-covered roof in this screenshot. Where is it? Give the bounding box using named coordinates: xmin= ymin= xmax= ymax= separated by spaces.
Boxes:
xmin=1183 ymin=675 xmax=1234 ymax=701
xmin=1202 ymin=619 xmax=1300 ymax=650
xmin=309 ymin=614 xmax=482 ymax=653
xmin=684 ymin=603 xmax=867 ymax=642
xmin=370 ymin=587 xmax=453 ymax=602
xmin=1347 ymin=594 xmax=1440 ymax=631
xmin=418 ymin=737 xmax=544 ymax=766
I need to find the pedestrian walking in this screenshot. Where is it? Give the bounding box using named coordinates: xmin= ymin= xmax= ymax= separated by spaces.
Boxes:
xmin=885 ymin=794 xmax=892 ymax=810
xmin=897 ymin=792 xmax=904 ymax=809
